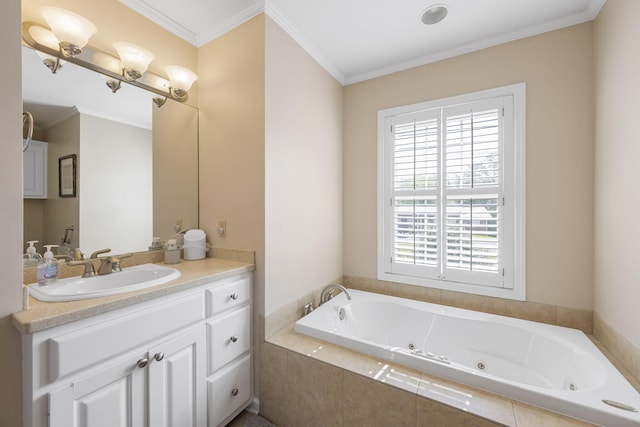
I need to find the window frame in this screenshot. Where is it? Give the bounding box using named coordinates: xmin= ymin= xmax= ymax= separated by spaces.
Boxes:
xmin=377 ymin=83 xmax=526 ymax=301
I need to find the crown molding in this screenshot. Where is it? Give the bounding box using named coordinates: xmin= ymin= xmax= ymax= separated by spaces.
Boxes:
xmin=118 ymin=0 xmax=198 ymax=45
xmin=264 ymin=0 xmax=346 ymax=85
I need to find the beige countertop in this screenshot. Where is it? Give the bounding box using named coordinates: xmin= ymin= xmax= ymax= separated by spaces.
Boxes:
xmin=12 ymin=256 xmax=254 ymax=334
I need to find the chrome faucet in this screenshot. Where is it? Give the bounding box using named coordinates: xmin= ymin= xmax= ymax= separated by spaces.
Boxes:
xmin=320 ymin=284 xmax=352 ymax=305
xmin=90 ymin=248 xmax=111 ymax=259
xmin=98 ymin=253 xmax=133 ymax=275
xmin=67 ymin=260 xmax=96 ymax=278
xmin=72 ymin=248 xmax=84 ymax=261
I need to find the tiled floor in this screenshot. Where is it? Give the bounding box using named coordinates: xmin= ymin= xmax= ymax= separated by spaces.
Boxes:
xmin=225 ymin=410 xmax=277 ymax=427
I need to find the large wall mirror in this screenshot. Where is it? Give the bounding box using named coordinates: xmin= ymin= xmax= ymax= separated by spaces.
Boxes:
xmin=22 ymin=45 xmax=198 ymax=259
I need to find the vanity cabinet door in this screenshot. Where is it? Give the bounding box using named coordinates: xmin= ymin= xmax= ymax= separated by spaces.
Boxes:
xmin=49 ymin=352 xmax=147 ymax=427
xmin=23 ymin=140 xmax=47 ymax=199
xmin=148 ymin=325 xmax=207 ymax=427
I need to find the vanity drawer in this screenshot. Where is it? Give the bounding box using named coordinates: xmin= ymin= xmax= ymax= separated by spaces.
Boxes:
xmin=207 ymin=305 xmax=250 ymax=374
xmin=207 ymin=353 xmax=251 ymax=427
xmin=206 ymin=276 xmax=250 ymax=317
xmin=48 ymin=292 xmax=205 ymax=381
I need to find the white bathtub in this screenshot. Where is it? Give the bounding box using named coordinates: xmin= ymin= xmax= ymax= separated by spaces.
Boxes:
xmin=294 ymin=289 xmax=640 ymax=426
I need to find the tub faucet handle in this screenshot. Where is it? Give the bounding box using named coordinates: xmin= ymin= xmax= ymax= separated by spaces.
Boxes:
xmin=303 ymin=302 xmax=315 ymax=315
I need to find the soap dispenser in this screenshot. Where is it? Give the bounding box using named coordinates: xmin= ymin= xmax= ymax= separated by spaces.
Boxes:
xmin=37 ymin=244 xmax=59 ymax=286
xmin=23 ymin=241 xmax=43 ymax=268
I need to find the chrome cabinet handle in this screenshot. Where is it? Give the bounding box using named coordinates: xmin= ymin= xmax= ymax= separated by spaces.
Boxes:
xmin=231 ymin=388 xmax=239 ymax=397
xmin=154 ymin=352 xmax=165 ymax=362
xmin=230 ymin=293 xmax=239 ymax=300
xmin=137 ymin=358 xmax=149 ymax=368
xmin=230 ymin=336 xmax=238 ymax=343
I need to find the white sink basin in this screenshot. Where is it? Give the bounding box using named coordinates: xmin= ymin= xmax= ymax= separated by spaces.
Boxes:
xmin=28 ymin=263 xmax=181 ymax=302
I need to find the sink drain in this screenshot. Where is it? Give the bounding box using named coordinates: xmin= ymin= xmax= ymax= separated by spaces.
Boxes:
xmin=476 ymin=361 xmax=487 ymax=370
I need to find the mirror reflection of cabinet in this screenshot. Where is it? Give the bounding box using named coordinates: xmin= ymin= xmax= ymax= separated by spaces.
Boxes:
xmin=23 ymin=140 xmax=48 ymax=199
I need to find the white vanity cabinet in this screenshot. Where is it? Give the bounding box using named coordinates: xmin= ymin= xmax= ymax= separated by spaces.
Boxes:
xmin=23 ymin=140 xmax=47 ymax=199
xmin=205 ymin=276 xmax=252 ymax=427
xmin=22 ymin=272 xmax=252 ymax=427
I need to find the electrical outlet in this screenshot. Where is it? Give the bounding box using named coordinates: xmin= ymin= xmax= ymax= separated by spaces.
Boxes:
xmin=174 ymin=218 xmax=183 ymax=233
xmin=217 ymin=219 xmax=226 ymax=238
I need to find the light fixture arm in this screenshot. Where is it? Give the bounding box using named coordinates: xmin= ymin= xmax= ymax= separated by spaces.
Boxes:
xmin=43 ymin=55 xmax=63 ymax=74
xmin=22 ymin=21 xmax=193 ymax=104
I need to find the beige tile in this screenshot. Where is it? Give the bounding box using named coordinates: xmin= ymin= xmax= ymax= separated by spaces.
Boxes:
xmin=417 ymin=374 xmax=516 ymax=426
xmin=556 ymin=306 xmax=593 ymax=334
xmin=421 ymin=286 xmax=444 ymax=304
xmin=356 ymin=277 xmax=399 ymax=296
xmin=343 ymin=371 xmax=416 ymax=427
xmin=265 ymin=299 xmax=298 ymax=339
xmin=286 ymin=352 xmax=343 ymax=427
xmin=588 ymin=335 xmax=640 ymax=393
xmin=258 ymin=343 xmax=288 ymax=426
xmin=594 ymin=314 xmax=640 ymax=384
xmin=394 ymin=283 xmax=427 ymax=301
xmin=512 ymin=402 xmax=597 ymax=427
xmin=277 ymin=329 xmax=421 ymax=395
xmin=417 ymin=396 xmax=505 ymax=427
xmin=490 ymin=298 xmax=556 ymax=325
xmin=343 ymin=275 xmax=364 ymax=290
xmin=441 ymin=290 xmax=494 ymax=313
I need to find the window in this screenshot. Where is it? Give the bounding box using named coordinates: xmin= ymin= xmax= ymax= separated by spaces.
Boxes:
xmin=377 ymin=84 xmax=526 ymax=300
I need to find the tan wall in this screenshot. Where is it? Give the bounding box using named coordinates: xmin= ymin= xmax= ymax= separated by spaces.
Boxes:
xmin=197 ymin=15 xmax=266 ymax=316
xmin=264 ymin=16 xmax=344 ymax=315
xmin=0 ymin=0 xmax=25 ymax=425
xmin=594 ymin=0 xmax=640 ymax=348
xmin=43 ymin=113 xmax=80 ymax=250
xmin=153 ymin=101 xmax=199 ymax=241
xmin=24 ymin=198 xmax=44 ymax=246
xmin=344 ymin=23 xmax=595 ymax=310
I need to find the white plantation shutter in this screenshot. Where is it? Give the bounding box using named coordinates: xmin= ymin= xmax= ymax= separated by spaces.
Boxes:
xmin=387 ymin=110 xmax=441 ymax=279
xmin=442 ymin=100 xmax=504 ymax=286
xmin=380 ymin=85 xmax=523 ymax=298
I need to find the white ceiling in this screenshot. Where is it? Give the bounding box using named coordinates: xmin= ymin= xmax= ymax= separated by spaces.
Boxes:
xmin=119 ymin=0 xmax=606 ymax=85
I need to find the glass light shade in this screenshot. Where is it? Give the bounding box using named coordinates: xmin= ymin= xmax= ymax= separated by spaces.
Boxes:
xmin=28 ymin=26 xmax=60 ymax=51
xmin=165 ymin=65 xmax=198 ymax=92
xmin=113 ymin=42 xmax=155 ymax=75
xmin=40 ymin=7 xmax=97 ymax=49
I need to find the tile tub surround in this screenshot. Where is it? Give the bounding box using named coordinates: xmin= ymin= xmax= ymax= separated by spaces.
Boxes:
xmin=13 ymin=255 xmax=255 ymax=333
xmin=594 ymin=314 xmax=640 ymax=384
xmin=264 ymin=277 xmax=594 ymax=340
xmin=262 ymin=326 xmax=598 ymax=427
xmin=261 ymin=280 xmax=640 ymax=426
xmin=344 ymin=276 xmax=594 ymax=334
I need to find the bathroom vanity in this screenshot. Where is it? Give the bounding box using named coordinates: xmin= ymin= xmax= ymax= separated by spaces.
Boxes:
xmin=13 ymin=258 xmax=253 ymax=427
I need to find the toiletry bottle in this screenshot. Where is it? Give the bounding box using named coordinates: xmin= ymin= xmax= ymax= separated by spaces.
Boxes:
xmin=37 ymin=244 xmax=59 ymax=286
xmin=23 ymin=240 xmax=43 ymax=268
xmin=165 ymin=239 xmax=180 ymax=264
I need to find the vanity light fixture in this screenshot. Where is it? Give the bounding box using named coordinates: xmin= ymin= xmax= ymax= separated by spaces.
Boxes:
xmin=153 ymin=97 xmax=167 ymax=107
xmin=40 ymin=7 xmax=97 ymax=57
xmin=29 ymin=24 xmax=66 ymax=73
xmin=22 ymin=8 xmax=197 ymax=104
xmin=165 ymin=65 xmax=198 ymax=101
xmin=113 ymin=42 xmax=155 ymax=81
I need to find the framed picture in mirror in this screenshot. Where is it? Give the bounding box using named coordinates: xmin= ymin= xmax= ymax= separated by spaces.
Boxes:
xmin=59 ymin=154 xmax=76 ymax=198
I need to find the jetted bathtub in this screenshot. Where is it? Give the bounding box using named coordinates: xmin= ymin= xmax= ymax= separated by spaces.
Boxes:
xmin=294 ymin=289 xmax=640 ymax=426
